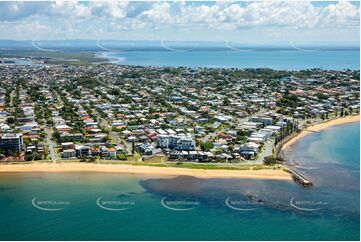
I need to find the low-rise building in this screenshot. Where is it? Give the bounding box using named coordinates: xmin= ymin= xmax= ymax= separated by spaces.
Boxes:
xmin=61 ymin=149 xmax=76 ymax=159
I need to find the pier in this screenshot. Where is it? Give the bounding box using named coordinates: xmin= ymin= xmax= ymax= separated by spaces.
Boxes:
xmin=288 ymin=168 xmax=313 ymax=187
xmin=282 ymin=165 xmax=313 ymax=187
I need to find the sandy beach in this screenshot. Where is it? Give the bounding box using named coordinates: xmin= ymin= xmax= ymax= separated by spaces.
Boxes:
xmin=281 ymin=115 xmax=360 ymax=152
xmin=0 ymin=162 xmax=292 ymax=180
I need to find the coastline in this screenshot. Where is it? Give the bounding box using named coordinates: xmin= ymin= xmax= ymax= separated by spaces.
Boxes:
xmin=0 ymin=162 xmax=292 ymax=180
xmin=281 ymin=115 xmax=360 ymax=152
xmin=95 ymin=51 xmax=125 ymax=64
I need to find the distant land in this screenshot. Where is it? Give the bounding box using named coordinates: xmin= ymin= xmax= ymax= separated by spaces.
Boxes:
xmin=0 ymin=39 xmax=359 ymax=69
xmin=0 ymin=39 xmax=359 ymax=52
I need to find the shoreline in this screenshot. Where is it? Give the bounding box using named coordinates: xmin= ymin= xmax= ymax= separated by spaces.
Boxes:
xmin=95 ymin=51 xmax=125 ymax=64
xmin=0 ymin=162 xmax=292 ymax=180
xmin=281 ymin=115 xmax=360 ymax=152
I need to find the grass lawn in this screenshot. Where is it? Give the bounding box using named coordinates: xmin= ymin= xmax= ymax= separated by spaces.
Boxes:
xmin=24 ymin=155 xmax=279 ymax=172
xmin=142 ymin=156 xmax=167 ymax=163
xmin=142 ymin=162 xmax=278 ymax=171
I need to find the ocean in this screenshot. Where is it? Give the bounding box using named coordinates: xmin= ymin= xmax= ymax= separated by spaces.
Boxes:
xmin=0 ymin=122 xmax=359 ymax=240
xmin=102 ymin=50 xmax=360 ymax=70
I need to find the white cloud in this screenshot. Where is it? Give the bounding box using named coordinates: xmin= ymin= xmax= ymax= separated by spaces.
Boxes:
xmin=138 ymin=2 xmax=172 ymax=23
xmin=90 ymin=1 xmax=128 ymax=19
xmin=0 ymin=1 xmax=358 ymax=42
xmin=318 ymin=1 xmax=360 ymax=27
xmin=0 ymin=1 xmax=359 ymax=29
xmin=131 ymin=1 xmax=359 ymax=30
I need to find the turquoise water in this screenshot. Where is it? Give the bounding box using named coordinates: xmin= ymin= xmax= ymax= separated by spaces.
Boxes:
xmin=0 ymin=122 xmax=359 ymax=240
xmin=307 ymin=122 xmax=360 ymax=167
xmin=283 ymin=122 xmax=360 ymax=187
xmin=104 ymin=50 xmax=360 ymax=70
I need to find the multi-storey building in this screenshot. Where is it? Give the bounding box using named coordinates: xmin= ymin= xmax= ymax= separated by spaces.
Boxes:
xmin=157 ymin=135 xmax=195 ymax=151
xmin=0 ymin=133 xmax=23 ymax=154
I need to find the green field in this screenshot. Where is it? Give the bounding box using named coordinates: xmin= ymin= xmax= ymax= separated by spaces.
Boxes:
xmin=0 ymin=51 xmax=107 ymax=65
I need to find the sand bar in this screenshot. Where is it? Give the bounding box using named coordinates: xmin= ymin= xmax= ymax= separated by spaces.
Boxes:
xmin=281 ymin=115 xmax=360 ymax=152
xmin=0 ymin=162 xmax=292 ymax=180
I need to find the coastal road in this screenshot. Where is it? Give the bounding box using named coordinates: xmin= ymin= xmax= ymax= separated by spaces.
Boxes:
xmin=254 ymin=139 xmax=275 ymax=164
xmin=125 ymin=141 xmax=134 ymax=155
xmin=110 ymin=131 xmax=120 ymax=146
xmin=45 ymin=128 xmax=57 ymax=162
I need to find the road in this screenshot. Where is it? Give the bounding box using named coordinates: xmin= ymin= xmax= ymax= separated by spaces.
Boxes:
xmin=9 ymin=90 xmax=15 ymax=107
xmin=254 ymin=139 xmax=275 ymax=164
xmin=45 ymin=128 xmax=57 ymax=162
xmin=110 ymin=131 xmax=120 ymax=146
xmin=110 ymin=131 xmax=134 ymax=155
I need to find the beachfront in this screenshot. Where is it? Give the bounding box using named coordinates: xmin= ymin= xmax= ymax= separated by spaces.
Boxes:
xmin=281 ymin=115 xmax=360 ymax=152
xmin=1 ymin=115 xmax=359 ymax=182
xmin=0 ymin=162 xmax=292 ymax=180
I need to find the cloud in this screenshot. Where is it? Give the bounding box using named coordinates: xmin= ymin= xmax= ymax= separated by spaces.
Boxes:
xmin=90 ymin=1 xmax=128 ymax=19
xmin=0 ymin=1 xmax=358 ymax=42
xmin=0 ymin=1 xmax=358 ymax=28
xmin=138 ymin=2 xmax=172 ymax=23
xmin=174 ymin=1 xmax=357 ymax=29
xmin=318 ymin=1 xmax=360 ymax=27
xmin=0 ymin=2 xmax=47 ymax=21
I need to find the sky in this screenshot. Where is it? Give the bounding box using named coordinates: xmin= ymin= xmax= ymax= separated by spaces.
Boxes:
xmin=0 ymin=1 xmax=359 ymax=45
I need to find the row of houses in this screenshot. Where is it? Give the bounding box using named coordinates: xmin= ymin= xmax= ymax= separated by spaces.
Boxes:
xmin=60 ymin=142 xmax=125 ymax=159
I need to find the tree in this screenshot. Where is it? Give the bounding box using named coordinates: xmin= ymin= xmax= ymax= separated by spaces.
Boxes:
xmin=132 ymin=141 xmax=135 ymax=155
xmin=264 ymin=156 xmax=278 ymax=165
xmin=200 ymin=141 xmax=214 ymax=151
xmin=25 ymin=154 xmax=33 ymax=161
xmin=33 ymin=152 xmax=42 ymax=160
xmin=53 ymin=131 xmax=61 ymax=141
xmin=223 ymin=97 xmax=231 ymax=105
xmin=43 ymin=147 xmax=49 ymax=159
xmin=6 ymin=117 xmax=15 ymax=125
xmin=23 ymin=138 xmax=31 ymax=147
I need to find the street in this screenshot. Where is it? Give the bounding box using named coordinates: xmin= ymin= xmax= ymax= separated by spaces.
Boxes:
xmin=45 ymin=128 xmax=56 ymax=162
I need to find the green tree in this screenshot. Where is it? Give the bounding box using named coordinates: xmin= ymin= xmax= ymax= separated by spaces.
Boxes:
xmin=200 ymin=141 xmax=214 ymax=151
xmin=6 ymin=117 xmax=15 ymax=125
xmin=264 ymin=156 xmax=278 ymax=165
